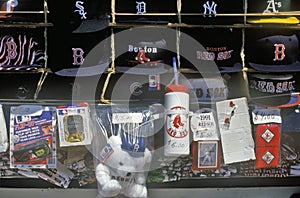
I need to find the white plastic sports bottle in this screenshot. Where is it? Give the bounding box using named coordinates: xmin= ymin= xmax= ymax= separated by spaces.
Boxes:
xmin=164 ymin=84 xmax=190 ymax=156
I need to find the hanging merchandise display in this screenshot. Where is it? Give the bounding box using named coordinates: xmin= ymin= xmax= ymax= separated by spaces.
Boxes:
xmin=1 ymin=0 xmax=300 ymax=196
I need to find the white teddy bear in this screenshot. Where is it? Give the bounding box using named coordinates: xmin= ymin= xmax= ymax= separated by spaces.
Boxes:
xmin=96 ymin=135 xmax=152 ymax=198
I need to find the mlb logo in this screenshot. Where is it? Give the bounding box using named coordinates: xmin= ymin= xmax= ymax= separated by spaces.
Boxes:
xmin=99 ymin=143 xmax=114 ymax=162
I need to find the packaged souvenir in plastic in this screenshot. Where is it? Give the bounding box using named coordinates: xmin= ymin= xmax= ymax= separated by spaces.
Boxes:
xmin=0 ymin=104 xmax=8 ymax=152
xmin=93 ymin=104 xmax=162 ymax=198
xmin=56 ymin=102 xmax=92 ymax=147
xmin=9 ymin=105 xmax=57 ymax=169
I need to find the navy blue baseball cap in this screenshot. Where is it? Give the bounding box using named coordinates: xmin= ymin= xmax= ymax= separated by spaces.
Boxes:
xmin=114 ymin=0 xmax=178 ymax=24
xmin=246 ymin=33 xmax=300 ymax=72
xmin=247 ymin=0 xmax=300 ymax=24
xmin=179 ymin=28 xmax=243 ymax=73
xmin=180 ymin=0 xmax=245 ymax=25
xmin=248 ymin=73 xmax=300 ymax=107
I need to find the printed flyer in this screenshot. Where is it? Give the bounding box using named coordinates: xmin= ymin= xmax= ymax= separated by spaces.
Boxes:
xmin=9 ymin=105 xmax=56 ymax=169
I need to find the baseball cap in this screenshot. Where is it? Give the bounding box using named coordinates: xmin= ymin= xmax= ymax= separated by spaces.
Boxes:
xmin=0 ymin=73 xmax=41 ymax=99
xmin=48 ymin=29 xmax=111 ymax=77
xmin=179 ymin=28 xmax=243 ymax=73
xmin=48 ymin=0 xmax=110 ymax=34
xmin=0 ymin=0 xmax=45 ymax=22
xmin=180 ymin=0 xmax=245 ymax=25
xmin=0 ymin=28 xmax=45 ymax=71
xmin=114 ymin=27 xmax=176 ymax=75
xmin=114 ymin=0 xmax=178 ymax=24
xmin=247 ymin=73 xmax=300 ymax=107
xmin=281 ymin=105 xmax=300 ymax=132
xmin=245 ymin=33 xmax=300 ymax=73
xmin=247 ymin=0 xmax=300 ymax=24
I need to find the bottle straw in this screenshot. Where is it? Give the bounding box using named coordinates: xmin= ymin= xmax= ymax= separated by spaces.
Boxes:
xmin=173 ymin=57 xmax=179 ymax=85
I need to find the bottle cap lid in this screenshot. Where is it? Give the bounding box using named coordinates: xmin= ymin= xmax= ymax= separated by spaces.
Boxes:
xmin=166 ymin=84 xmax=188 ymax=93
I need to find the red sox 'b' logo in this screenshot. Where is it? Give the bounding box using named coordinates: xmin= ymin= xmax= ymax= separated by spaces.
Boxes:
xmin=273 ymin=43 xmax=285 ymax=61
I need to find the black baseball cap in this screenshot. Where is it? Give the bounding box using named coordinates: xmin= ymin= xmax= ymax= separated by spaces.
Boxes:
xmin=179 ymin=28 xmax=243 ymax=73
xmin=245 ymin=32 xmax=300 ymax=73
xmin=113 ymin=27 xmax=176 ymax=75
xmin=48 ymin=0 xmax=110 ymax=34
xmin=48 ymin=30 xmax=111 ymax=77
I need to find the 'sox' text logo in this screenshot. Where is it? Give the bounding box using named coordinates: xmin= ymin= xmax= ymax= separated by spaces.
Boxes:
xmin=74 ymin=1 xmax=87 ymax=19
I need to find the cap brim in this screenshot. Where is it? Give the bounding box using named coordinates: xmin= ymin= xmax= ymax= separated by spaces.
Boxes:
xmin=117 ymin=18 xmax=169 ymax=24
xmin=249 ymin=62 xmax=300 ymax=72
xmin=218 ymin=62 xmax=243 ymax=73
xmin=281 ymin=105 xmax=300 ymax=132
xmin=72 ymin=17 xmax=110 ymax=33
xmin=247 ymin=17 xmax=299 ymax=24
xmin=250 ymin=92 xmax=300 ymax=108
xmin=0 ymin=65 xmax=43 ymax=71
xmin=115 ymin=63 xmax=169 ymax=75
xmin=272 ymin=92 xmax=300 ymax=108
xmin=55 ymin=62 xmax=109 ymax=77
xmin=200 ymin=62 xmax=243 ymax=74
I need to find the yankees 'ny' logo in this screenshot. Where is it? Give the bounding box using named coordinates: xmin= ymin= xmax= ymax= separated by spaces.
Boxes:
xmin=203 ymin=1 xmax=217 ymax=17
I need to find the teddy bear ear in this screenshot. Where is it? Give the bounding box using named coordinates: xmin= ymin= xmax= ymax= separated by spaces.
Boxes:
xmin=144 ymin=148 xmax=152 ymax=163
xmin=108 ymin=135 xmax=122 ymax=146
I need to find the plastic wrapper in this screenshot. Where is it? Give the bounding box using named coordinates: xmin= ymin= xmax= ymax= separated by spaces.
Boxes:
xmin=0 ymin=104 xmax=8 ymax=152
xmin=92 ymin=104 xmax=163 ymax=198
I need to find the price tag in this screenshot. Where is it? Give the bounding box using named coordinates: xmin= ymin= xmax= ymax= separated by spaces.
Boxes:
xmin=252 ymin=108 xmax=281 ymax=124
xmin=112 ymin=113 xmax=143 ymax=124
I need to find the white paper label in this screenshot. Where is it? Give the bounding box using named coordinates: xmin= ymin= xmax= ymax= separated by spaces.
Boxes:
xmin=191 ymin=112 xmax=219 ymax=141
xmin=252 ymin=108 xmax=281 ymax=124
xmin=112 ymin=113 xmax=143 ymax=124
